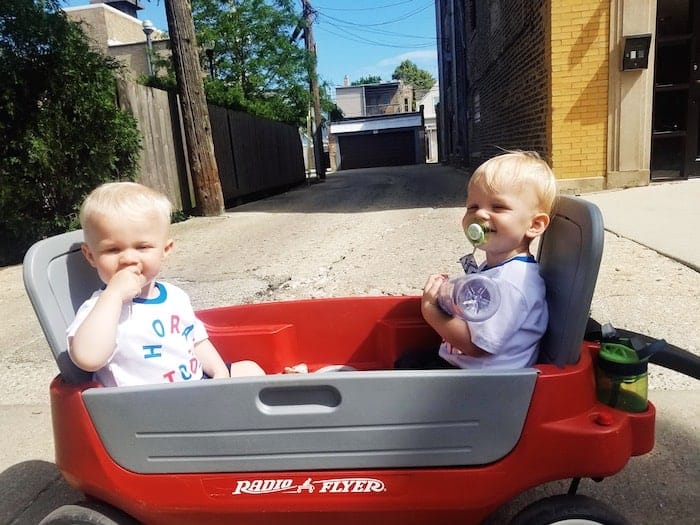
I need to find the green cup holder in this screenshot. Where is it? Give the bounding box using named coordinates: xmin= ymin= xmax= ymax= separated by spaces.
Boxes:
xmin=595 ymin=342 xmax=649 ymax=412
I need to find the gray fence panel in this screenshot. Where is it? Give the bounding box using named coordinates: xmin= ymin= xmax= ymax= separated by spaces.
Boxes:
xmin=117 ymin=81 xmax=305 ymax=210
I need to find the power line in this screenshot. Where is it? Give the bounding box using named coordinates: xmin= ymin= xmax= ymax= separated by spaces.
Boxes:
xmin=317 ymin=24 xmax=433 ymax=50
xmin=317 ymin=1 xmax=434 ymax=28
xmin=314 ymin=0 xmax=417 ymax=12
xmin=318 ymin=21 xmax=436 ymax=50
xmin=320 ymin=17 xmax=437 ymax=42
xmin=310 ymin=0 xmax=440 ymax=84
xmin=313 ymin=0 xmax=438 ymax=50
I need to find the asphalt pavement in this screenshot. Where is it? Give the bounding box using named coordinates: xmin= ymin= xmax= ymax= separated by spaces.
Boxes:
xmin=1 ymin=164 xmax=698 ymax=524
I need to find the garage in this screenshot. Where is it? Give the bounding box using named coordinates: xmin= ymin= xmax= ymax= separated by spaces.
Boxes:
xmin=337 ymin=130 xmax=415 ymax=169
xmin=330 ymin=113 xmax=425 ymax=170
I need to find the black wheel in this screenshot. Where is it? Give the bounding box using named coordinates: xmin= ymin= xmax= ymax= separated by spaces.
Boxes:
xmin=510 ymin=494 xmax=628 ymax=525
xmin=38 ymin=501 xmax=139 ymax=525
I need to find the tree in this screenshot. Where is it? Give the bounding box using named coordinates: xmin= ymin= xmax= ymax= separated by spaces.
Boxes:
xmin=0 ymin=0 xmax=141 ymax=265
xmin=351 ymin=75 xmax=382 ymax=86
xmin=191 ymin=0 xmax=311 ymax=127
xmin=392 ymin=60 xmax=435 ymax=92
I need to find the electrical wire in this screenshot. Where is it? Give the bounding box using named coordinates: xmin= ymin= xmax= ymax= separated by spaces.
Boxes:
xmin=320 ymin=18 xmax=437 ymax=42
xmin=318 ymin=24 xmax=434 ymax=50
xmin=318 ymin=1 xmax=434 ymax=28
xmin=313 ymin=0 xmax=438 ymax=50
xmin=306 ymin=0 xmax=441 ymax=85
xmin=319 ymin=23 xmax=436 ymax=49
xmin=314 ymin=0 xmax=418 ymax=13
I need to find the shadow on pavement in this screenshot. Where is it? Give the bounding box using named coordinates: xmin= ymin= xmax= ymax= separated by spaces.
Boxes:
xmin=228 ymin=165 xmax=470 ymax=214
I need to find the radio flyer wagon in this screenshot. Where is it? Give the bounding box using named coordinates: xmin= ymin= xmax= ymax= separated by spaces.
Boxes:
xmin=23 ymin=196 xmax=699 ymax=524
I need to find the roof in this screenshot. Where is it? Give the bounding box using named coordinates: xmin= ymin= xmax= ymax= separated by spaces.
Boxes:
xmin=330 ymin=112 xmax=423 ymax=135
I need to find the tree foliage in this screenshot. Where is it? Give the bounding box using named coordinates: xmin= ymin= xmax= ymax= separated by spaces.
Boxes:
xmin=0 ymin=0 xmax=141 ymax=265
xmin=392 ymin=59 xmax=435 ymax=92
xmin=143 ymin=0 xmax=341 ymax=126
xmin=191 ymin=0 xmax=311 ymax=126
xmin=351 ymin=75 xmax=382 ymax=86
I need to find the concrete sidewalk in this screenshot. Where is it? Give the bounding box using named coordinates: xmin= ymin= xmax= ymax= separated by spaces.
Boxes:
xmin=581 ymin=179 xmax=700 ymax=272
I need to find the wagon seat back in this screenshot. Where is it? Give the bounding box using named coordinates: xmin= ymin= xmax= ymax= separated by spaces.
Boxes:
xmin=536 ymin=195 xmax=604 ymax=367
xmin=23 ymin=229 xmax=99 ymax=384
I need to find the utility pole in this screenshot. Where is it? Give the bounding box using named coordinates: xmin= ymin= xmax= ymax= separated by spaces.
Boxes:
xmin=301 ymin=0 xmax=326 ymax=180
xmin=163 ymin=0 xmax=225 ymax=216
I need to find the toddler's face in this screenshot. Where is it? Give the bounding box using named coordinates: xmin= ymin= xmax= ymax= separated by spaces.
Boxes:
xmin=82 ymin=211 xmax=173 ymax=297
xmin=463 ymin=180 xmax=543 ymax=264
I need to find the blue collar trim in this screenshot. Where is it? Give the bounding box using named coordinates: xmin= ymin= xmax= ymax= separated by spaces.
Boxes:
xmin=133 ymin=282 xmax=167 ymax=304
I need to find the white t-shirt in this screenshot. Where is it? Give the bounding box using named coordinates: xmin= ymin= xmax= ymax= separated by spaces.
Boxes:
xmin=67 ymin=282 xmax=209 ymax=387
xmin=439 ymin=255 xmax=548 ymax=369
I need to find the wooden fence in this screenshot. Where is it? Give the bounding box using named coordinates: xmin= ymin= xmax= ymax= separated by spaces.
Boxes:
xmin=209 ymin=106 xmax=306 ymax=202
xmin=116 ymin=81 xmax=305 ymax=211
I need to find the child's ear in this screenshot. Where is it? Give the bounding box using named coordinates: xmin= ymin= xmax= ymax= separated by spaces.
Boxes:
xmin=163 ymin=239 xmax=174 ymax=259
xmin=526 ymin=212 xmax=550 ymax=239
xmin=81 ymin=243 xmax=97 ymax=268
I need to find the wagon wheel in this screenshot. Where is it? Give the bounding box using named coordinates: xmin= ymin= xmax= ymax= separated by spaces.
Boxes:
xmin=38 ymin=501 xmax=139 ymax=525
xmin=510 ymin=494 xmax=628 ymax=525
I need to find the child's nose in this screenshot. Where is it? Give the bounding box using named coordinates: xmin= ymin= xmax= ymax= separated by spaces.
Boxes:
xmin=119 ymin=249 xmax=140 ymax=266
xmin=474 ymin=207 xmax=489 ymax=220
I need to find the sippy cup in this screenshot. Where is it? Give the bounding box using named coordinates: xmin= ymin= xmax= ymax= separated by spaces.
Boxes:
xmin=437 ymin=273 xmax=501 ymax=322
xmin=437 ymin=222 xmax=500 ymax=322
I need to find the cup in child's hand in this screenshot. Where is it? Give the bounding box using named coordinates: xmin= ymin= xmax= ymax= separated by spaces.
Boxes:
xmin=437 ymin=274 xmax=501 ymax=322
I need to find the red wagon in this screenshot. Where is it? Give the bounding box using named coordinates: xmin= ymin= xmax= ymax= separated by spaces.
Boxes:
xmin=23 ymin=196 xmax=697 ymax=524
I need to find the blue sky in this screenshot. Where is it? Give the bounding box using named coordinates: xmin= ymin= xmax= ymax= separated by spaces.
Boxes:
xmin=62 ymin=0 xmax=438 ymax=90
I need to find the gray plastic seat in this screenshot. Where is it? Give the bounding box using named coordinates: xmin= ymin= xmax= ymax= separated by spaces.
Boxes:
xmin=536 ymin=195 xmax=604 ymax=366
xmin=23 ymin=229 xmax=99 ymax=384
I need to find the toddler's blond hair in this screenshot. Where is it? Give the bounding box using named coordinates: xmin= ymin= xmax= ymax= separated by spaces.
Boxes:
xmin=80 ymin=182 xmax=172 ymax=232
xmin=469 ymin=151 xmax=557 ymax=215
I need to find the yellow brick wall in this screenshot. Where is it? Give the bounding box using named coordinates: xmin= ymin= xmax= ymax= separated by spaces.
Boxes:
xmin=550 ymin=1 xmax=609 ymax=180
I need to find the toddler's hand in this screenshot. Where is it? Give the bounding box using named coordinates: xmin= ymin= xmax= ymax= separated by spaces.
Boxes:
xmin=107 ymin=266 xmax=147 ymax=302
xmin=423 ymin=273 xmax=448 ymax=307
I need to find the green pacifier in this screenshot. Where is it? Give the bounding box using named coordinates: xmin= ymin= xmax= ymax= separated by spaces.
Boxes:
xmin=466 ymin=222 xmax=488 ymax=247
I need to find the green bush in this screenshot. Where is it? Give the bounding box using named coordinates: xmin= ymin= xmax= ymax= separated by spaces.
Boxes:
xmin=0 ymin=0 xmax=141 ymax=266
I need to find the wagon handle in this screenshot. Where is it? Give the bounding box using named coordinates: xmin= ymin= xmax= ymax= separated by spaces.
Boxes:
xmin=587 ymin=318 xmax=700 ymax=380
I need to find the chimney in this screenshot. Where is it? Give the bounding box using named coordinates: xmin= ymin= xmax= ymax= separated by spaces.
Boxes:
xmin=343 ymin=75 xmax=350 ymax=87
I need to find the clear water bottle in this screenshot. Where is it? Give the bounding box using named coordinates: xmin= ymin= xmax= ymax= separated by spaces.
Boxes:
xmin=438 ymin=274 xmax=501 ymax=322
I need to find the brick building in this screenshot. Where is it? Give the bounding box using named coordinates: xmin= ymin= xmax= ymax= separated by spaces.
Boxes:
xmin=436 ymin=0 xmax=699 ymax=192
